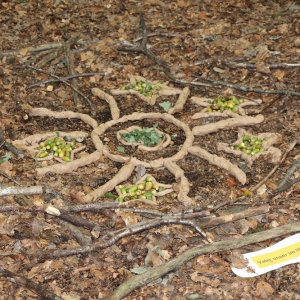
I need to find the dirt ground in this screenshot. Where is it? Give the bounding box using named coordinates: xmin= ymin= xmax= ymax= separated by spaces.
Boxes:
xmin=1 ymin=0 xmax=300 ymax=299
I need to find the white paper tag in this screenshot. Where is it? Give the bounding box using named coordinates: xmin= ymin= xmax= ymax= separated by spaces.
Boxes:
xmin=232 ymin=233 xmax=300 ymax=277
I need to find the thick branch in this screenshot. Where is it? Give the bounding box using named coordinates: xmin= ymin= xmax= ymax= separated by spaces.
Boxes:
xmin=107 ymin=222 xmax=300 ymax=300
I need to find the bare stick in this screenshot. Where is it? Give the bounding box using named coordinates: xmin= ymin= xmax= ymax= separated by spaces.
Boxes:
xmin=0 ymin=268 xmax=63 ymax=300
xmin=35 ymin=34 xmax=81 ymax=69
xmin=192 ymin=74 xmax=300 ymax=97
xmin=106 ymin=221 xmax=300 ymax=300
xmin=0 ymin=128 xmax=25 ymax=158
xmin=26 ymin=72 xmax=105 ymax=89
xmin=64 ymin=40 xmax=82 ymax=107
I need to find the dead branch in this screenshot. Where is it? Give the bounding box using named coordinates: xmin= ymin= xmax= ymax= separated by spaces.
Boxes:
xmin=26 ymin=72 xmax=105 ymax=89
xmin=0 ymin=268 xmax=63 ymax=300
xmin=192 ymin=74 xmax=300 ymax=97
xmin=35 ymin=34 xmax=81 ymax=69
xmin=199 ymin=205 xmax=270 ymax=228
xmin=0 ymin=128 xmax=25 ymax=158
xmin=0 ymin=38 xmax=97 ymax=59
xmin=0 ymin=185 xmax=43 ymax=196
xmin=64 ymin=40 xmax=82 ymax=107
xmin=194 ymin=57 xmax=300 ymax=69
xmin=106 ymin=221 xmax=300 ymax=300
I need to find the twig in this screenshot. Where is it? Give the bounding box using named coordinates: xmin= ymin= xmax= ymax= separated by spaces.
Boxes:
xmin=27 ymin=65 xmax=96 ymax=115
xmin=26 ymin=72 xmax=105 ymax=89
xmin=278 ymin=160 xmax=300 ymax=190
xmin=0 ymin=128 xmax=25 ymax=158
xmin=0 ymin=185 xmax=43 ymax=196
xmin=0 ymin=268 xmax=63 ymax=300
xmin=251 ymin=139 xmax=299 ymax=192
xmin=194 ymin=57 xmax=300 ymax=69
xmin=133 ymin=32 xmax=181 ymax=42
xmin=106 ymin=221 xmax=300 ymax=300
xmin=0 ymin=172 xmax=22 ymax=186
xmin=0 ymin=39 xmax=98 ymax=59
xmin=64 ymin=40 xmax=82 ymax=107
xmin=192 ymin=74 xmax=300 ymax=97
xmin=35 ymin=34 xmax=81 ymax=69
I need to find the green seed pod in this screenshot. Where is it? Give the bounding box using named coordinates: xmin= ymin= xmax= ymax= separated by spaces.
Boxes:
xmin=59 ymin=150 xmax=65 ymax=158
xmin=237 ymin=142 xmax=245 ymax=149
xmin=145 ymin=182 xmax=153 ymax=191
xmin=120 ymin=86 xmax=126 ymax=90
xmin=39 ymin=142 xmax=45 ymax=147
xmin=207 ymin=107 xmax=213 ymax=113
xmin=52 ymin=145 xmax=58 ymax=151
xmin=39 ymin=151 xmax=48 ymax=158
xmin=129 ymin=190 xmax=136 ymax=197
xmin=158 ymin=186 xmax=165 ymax=192
xmin=150 ymin=189 xmax=157 ymax=195
xmin=117 ymin=196 xmax=124 ymax=202
xmin=129 ymin=185 xmax=138 ymax=192
xmin=152 ymin=183 xmax=159 ymax=190
xmin=54 ymin=151 xmax=59 ymax=157
xmin=62 ymin=156 xmax=71 ymax=162
xmin=120 ymin=187 xmax=127 ymax=195
xmin=138 ymin=194 xmax=147 ymax=199
xmin=130 ymin=194 xmax=138 ymax=200
xmin=145 ymin=176 xmax=153 ymax=182
xmin=138 ymin=183 xmax=145 ymax=190
xmin=243 ymin=135 xmax=250 ymax=142
xmin=246 ymin=149 xmax=252 ymax=155
xmin=146 ymin=195 xmax=153 ymax=200
xmin=136 ymin=190 xmax=143 ymax=196
xmin=260 ymin=148 xmax=265 ymax=152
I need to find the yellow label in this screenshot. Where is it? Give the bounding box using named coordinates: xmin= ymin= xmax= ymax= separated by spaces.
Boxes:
xmin=251 ymin=241 xmax=300 ymax=268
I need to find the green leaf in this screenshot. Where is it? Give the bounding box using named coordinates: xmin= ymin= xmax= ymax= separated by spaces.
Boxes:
xmin=159 ymin=101 xmax=171 ymax=112
xmin=117 ymin=146 xmax=125 ymax=152
xmin=120 ymin=126 xmax=163 ymax=147
xmin=0 ymin=153 xmax=11 ymax=164
xmin=56 ymin=131 xmax=60 ymax=137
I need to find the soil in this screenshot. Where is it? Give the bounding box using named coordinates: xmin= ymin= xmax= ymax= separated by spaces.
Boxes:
xmin=1 ymin=0 xmax=300 ymax=299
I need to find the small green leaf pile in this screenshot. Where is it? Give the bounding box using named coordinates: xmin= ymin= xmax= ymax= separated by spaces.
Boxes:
xmin=207 ymin=95 xmax=244 ymax=113
xmin=36 ymin=137 xmax=77 ymax=162
xmin=120 ymin=124 xmax=163 ymax=147
xmin=120 ymin=80 xmax=162 ymax=96
xmin=117 ymin=176 xmax=165 ymax=202
xmin=0 ymin=153 xmax=11 ymax=164
xmin=231 ymin=135 xmax=267 ymax=156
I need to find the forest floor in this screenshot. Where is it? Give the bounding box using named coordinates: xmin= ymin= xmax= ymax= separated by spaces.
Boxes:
xmin=1 ymin=0 xmax=300 ymax=299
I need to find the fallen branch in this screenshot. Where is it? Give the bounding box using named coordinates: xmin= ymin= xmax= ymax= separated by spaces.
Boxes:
xmin=106 ymin=221 xmax=300 ymax=300
xmin=0 ymin=268 xmax=63 ymax=300
xmin=26 ymin=72 xmax=105 ymax=89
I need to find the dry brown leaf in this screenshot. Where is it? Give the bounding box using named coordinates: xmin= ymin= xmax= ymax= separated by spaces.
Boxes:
xmin=255 ymin=281 xmax=275 ymax=299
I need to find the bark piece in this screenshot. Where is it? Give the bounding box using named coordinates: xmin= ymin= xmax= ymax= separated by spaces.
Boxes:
xmin=164 ymin=159 xmax=194 ymax=204
xmin=91 ymin=88 xmax=120 ymax=120
xmin=168 ymin=87 xmax=190 ymax=114
xmin=188 ymin=146 xmax=246 ymax=184
xmin=192 ymin=115 xmax=264 ymax=136
xmin=28 ymin=108 xmax=98 ymax=129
